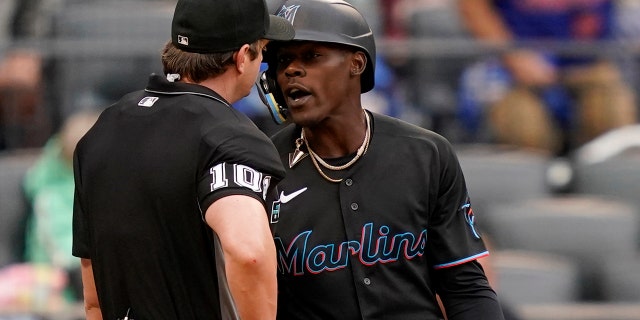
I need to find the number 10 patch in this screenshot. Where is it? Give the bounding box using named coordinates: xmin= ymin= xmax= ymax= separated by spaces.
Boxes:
xmin=209 ymin=163 xmax=272 ymax=200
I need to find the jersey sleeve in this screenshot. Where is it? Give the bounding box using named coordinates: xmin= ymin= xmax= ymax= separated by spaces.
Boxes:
xmin=71 ymin=147 xmax=91 ymax=259
xmin=427 ymin=139 xmax=488 ymax=269
xmin=433 ymin=261 xmax=505 ymax=319
xmin=197 ymin=118 xmax=285 ymax=213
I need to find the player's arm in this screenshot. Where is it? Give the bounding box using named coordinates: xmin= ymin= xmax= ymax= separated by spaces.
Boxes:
xmin=205 ymin=195 xmax=277 ymax=320
xmin=457 ymin=0 xmax=512 ymax=43
xmin=432 ymin=261 xmax=505 ymax=320
xmin=80 ymin=258 xmax=103 ymax=320
xmin=457 ymin=0 xmax=556 ymax=86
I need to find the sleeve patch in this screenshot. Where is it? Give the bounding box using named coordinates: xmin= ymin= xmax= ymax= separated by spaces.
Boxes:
xmin=198 ymin=162 xmax=275 ymax=219
xmin=460 ymin=196 xmax=481 ymax=239
xmin=210 ymin=163 xmax=262 ymax=193
xmin=205 ymin=162 xmax=272 ymax=200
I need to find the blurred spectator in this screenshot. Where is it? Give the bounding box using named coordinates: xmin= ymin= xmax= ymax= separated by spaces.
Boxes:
xmin=615 ymin=0 xmax=640 ymax=39
xmin=21 ymin=110 xmax=99 ymax=302
xmin=0 ymin=263 xmax=69 ymax=313
xmin=0 ymin=0 xmax=51 ymax=150
xmin=0 ymin=49 xmax=45 ymax=150
xmin=1 ymin=0 xmax=176 ymax=150
xmin=380 ymin=0 xmax=408 ymax=39
xmin=458 ymin=0 xmax=638 ymax=156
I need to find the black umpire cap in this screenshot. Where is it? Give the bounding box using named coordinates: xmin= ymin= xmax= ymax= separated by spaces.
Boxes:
xmin=172 ymin=0 xmax=295 ymax=53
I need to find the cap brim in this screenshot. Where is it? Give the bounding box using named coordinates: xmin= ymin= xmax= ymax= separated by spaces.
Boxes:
xmin=265 ymin=15 xmax=295 ymax=41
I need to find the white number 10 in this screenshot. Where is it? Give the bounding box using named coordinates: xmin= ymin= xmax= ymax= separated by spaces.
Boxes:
xmin=210 ymin=163 xmax=263 ymax=193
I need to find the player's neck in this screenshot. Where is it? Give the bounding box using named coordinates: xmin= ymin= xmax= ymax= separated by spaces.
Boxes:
xmin=303 ymin=109 xmax=369 ymax=158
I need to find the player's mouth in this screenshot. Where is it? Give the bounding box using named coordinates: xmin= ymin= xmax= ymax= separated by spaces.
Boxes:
xmin=285 ymin=86 xmax=312 ymax=107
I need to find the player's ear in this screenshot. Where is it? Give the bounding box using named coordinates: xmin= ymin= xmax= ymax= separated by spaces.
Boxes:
xmin=350 ymin=51 xmax=367 ymax=76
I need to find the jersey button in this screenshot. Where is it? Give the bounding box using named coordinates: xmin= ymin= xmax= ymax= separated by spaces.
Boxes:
xmin=345 ymin=178 xmax=353 ymax=186
xmin=350 ymin=202 xmax=359 ymax=211
xmin=363 ymin=278 xmax=371 ymax=285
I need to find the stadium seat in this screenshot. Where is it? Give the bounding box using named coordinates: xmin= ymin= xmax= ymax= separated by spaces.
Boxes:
xmin=455 ymin=144 xmax=551 ymax=222
xmin=485 ymin=196 xmax=639 ymax=300
xmin=572 ymin=126 xmax=640 ymax=212
xmin=492 ymin=250 xmax=580 ymax=305
xmin=601 ymin=255 xmax=640 ymax=302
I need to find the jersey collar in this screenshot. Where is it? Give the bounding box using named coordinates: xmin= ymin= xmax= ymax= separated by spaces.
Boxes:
xmin=144 ymin=73 xmax=231 ymax=107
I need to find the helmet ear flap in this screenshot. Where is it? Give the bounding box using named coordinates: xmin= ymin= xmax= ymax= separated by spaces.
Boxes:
xmin=255 ymin=68 xmax=288 ymax=124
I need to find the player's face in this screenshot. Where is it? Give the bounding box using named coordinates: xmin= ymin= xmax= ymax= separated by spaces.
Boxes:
xmin=275 ymin=41 xmax=357 ymax=126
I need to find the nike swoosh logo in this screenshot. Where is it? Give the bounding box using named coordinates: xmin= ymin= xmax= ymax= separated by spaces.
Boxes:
xmin=279 ymin=187 xmax=308 ymax=203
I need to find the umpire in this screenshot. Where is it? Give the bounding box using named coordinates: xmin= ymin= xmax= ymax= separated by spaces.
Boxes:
xmin=71 ymin=0 xmax=293 ymax=319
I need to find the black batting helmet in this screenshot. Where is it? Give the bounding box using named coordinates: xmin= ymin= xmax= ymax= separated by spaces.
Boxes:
xmin=268 ymin=0 xmax=376 ymax=93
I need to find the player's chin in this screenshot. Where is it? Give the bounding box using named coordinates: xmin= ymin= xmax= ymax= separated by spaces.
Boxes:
xmin=287 ymin=110 xmax=318 ymax=127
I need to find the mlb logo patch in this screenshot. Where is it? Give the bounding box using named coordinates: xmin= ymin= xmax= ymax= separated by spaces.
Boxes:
xmin=177 ymin=35 xmax=189 ymax=46
xmin=138 ymin=97 xmax=159 ymax=107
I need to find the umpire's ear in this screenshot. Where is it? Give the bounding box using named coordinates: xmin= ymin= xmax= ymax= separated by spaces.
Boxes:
xmin=234 ymin=43 xmax=252 ymax=74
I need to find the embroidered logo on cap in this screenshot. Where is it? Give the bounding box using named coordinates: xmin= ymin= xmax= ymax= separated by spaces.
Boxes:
xmin=277 ymin=5 xmax=301 ymax=25
xmin=177 ymin=35 xmax=189 ymax=46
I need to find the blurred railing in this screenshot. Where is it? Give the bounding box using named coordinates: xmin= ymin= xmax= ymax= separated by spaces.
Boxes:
xmin=3 ymin=37 xmax=640 ymax=64
xmin=10 ymin=37 xmax=634 ymax=99
xmin=2 ymin=35 xmax=640 ymax=320
xmin=2 ymin=36 xmax=640 ymax=146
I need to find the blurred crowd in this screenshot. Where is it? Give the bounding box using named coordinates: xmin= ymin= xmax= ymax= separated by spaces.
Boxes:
xmin=1 ymin=0 xmax=639 ymax=152
xmin=1 ymin=0 xmax=639 ymax=317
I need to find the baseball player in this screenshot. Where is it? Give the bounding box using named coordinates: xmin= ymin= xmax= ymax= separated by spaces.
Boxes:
xmin=257 ymin=0 xmax=504 ymax=319
xmin=71 ymin=0 xmax=293 ymax=319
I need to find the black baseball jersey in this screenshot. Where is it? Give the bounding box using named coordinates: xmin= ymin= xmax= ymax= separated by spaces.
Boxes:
xmin=72 ymin=74 xmax=285 ymax=320
xmin=267 ymin=111 xmax=488 ymax=320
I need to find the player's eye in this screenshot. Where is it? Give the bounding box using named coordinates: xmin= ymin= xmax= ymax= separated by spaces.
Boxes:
xmin=303 ymin=52 xmax=321 ymax=61
xmin=277 ymin=54 xmax=292 ymax=64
